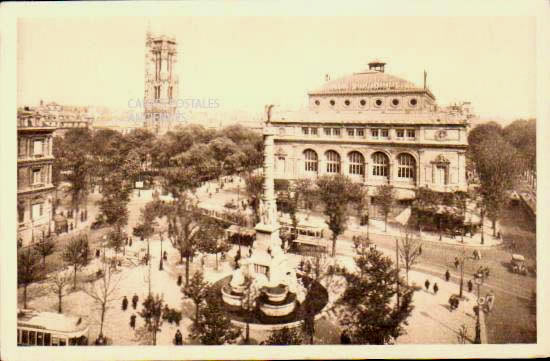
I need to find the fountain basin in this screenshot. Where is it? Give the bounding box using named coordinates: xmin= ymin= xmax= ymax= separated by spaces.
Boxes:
xmin=221 ymin=285 xmax=243 ymax=307
xmin=263 ymin=285 xmax=288 ymax=303
xmin=259 ymin=300 xmax=296 ymax=317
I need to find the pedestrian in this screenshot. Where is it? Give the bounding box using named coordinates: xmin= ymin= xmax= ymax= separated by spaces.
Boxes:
xmin=96 ymin=249 xmax=100 ymax=258
xmin=448 ymin=296 xmax=455 ymax=312
xmin=445 ymin=269 xmax=451 ymax=282
xmin=454 ymin=257 xmax=460 ymax=269
xmin=177 ymin=275 xmax=182 ymax=286
xmin=130 ymin=314 xmax=136 ymax=329
xmin=468 ymin=279 xmax=473 ymax=293
xmin=132 ymin=293 xmax=139 ymax=310
xmin=175 ymin=329 xmax=183 ymax=345
xmin=122 ymin=296 xmax=128 ymax=311
xmin=129 ymin=238 xmax=132 ymax=247
xmin=433 ymin=283 xmax=439 ymax=295
xmin=163 ymin=251 xmax=167 ymax=261
xmin=425 ymin=279 xmax=431 ymax=292
xmin=418 ymin=244 xmax=422 ymax=256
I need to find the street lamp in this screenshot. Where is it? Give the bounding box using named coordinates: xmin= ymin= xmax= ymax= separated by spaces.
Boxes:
xmin=159 ymin=232 xmax=164 ymax=271
xmin=474 ymin=272 xmax=484 ymax=344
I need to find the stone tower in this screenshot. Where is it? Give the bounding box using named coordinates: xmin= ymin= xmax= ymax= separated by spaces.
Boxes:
xmin=144 ymin=29 xmax=179 ymax=135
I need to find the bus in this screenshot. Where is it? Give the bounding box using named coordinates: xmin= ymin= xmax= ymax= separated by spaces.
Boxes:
xmin=17 ymin=309 xmax=89 ymax=346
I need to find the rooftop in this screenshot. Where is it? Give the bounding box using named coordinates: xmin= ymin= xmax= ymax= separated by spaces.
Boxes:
xmin=17 ymin=309 xmax=88 ymax=334
xmin=309 ymin=61 xmax=435 ymax=99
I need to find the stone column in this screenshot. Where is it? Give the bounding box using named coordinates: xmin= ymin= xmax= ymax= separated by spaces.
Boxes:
xmin=255 ymin=126 xmax=281 ymax=249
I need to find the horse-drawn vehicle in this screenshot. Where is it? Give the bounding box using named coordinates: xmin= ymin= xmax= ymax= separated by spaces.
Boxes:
xmin=510 ymin=254 xmax=528 ymax=275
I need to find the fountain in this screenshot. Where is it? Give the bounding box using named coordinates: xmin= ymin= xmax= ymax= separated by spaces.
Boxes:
xmin=221 ymin=117 xmax=304 ymax=318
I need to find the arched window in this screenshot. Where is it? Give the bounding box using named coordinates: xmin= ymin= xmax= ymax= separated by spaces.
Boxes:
xmin=304 ymin=149 xmax=318 ymax=173
xmin=348 ymin=151 xmax=365 ymax=175
xmin=397 ymin=153 xmax=416 ymax=180
xmin=325 ymin=150 xmax=341 ymax=173
xmin=372 ymin=152 xmax=389 ymax=177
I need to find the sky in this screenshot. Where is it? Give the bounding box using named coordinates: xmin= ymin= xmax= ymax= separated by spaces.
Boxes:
xmin=17 ymin=16 xmax=536 ymax=121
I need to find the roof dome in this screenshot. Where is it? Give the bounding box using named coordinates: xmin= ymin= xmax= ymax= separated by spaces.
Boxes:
xmin=309 ymin=62 xmax=431 ymax=97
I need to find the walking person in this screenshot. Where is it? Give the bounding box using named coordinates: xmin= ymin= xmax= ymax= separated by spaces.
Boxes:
xmin=132 ymin=293 xmax=139 ymax=310
xmin=122 ymin=296 xmax=128 ymax=311
xmin=468 ymin=279 xmax=473 ymax=293
xmin=445 ymin=269 xmax=451 ymax=282
xmin=130 ymin=314 xmax=136 ymax=329
xmin=454 ymin=257 xmax=460 ymax=269
xmin=433 ymin=283 xmax=439 ymax=295
xmin=418 ymin=244 xmax=422 ymax=256
xmin=425 ymin=279 xmax=431 ymax=292
xmin=174 ymin=330 xmax=183 ymax=345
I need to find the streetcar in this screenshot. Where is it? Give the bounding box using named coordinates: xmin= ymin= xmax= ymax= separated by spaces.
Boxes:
xmin=17 ymin=309 xmax=89 ymax=346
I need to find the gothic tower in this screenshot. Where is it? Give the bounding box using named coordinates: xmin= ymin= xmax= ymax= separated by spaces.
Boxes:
xmin=144 ymin=29 xmax=179 ymax=135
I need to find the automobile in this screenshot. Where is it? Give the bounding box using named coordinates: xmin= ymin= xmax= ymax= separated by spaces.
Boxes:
xmin=510 ymin=253 xmax=528 ymax=275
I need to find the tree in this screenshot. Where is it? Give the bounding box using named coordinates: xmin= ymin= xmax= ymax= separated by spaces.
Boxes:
xmin=265 ymin=326 xmax=303 ymax=345
xmin=244 ymin=173 xmax=264 ymax=224
xmin=473 ymin=135 xmax=521 ymax=236
xmin=17 ymin=248 xmax=42 ymax=309
xmin=138 ymin=293 xmax=164 ymax=346
xmin=195 ymin=217 xmax=229 ymax=271
xmin=503 ymin=119 xmax=536 ymax=184
xmin=413 ymin=187 xmax=439 ymax=234
xmin=336 ymin=248 xmax=415 ymax=345
xmin=182 ymin=271 xmax=210 ymax=326
xmin=58 ymin=128 xmax=93 ymax=229
xmin=84 ymin=264 xmax=121 ymax=336
xmin=33 ymin=236 xmax=56 ymax=269
xmin=316 ymin=174 xmax=362 ymax=257
xmin=164 ymin=195 xmax=212 ymax=285
xmin=62 ymin=236 xmax=89 ymax=289
xmin=50 ymin=271 xmax=71 ymax=313
xmin=294 ymin=178 xmax=318 ymax=219
xmin=300 ymin=253 xmax=340 ymax=344
xmin=107 ymin=229 xmax=125 ymax=270
xmin=191 ymin=290 xmax=241 ymax=345
xmin=376 ymin=185 xmax=395 ymax=232
xmin=398 ymin=231 xmax=422 ymax=285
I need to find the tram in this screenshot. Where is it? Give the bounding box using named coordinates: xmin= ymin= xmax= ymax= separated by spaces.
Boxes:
xmin=17 ymin=309 xmax=89 ymax=346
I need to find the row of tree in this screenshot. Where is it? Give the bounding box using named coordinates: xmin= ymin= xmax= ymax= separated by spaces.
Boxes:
xmin=467 ymin=119 xmax=535 ymax=239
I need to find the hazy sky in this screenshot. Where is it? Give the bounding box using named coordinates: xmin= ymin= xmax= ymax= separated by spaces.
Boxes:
xmin=18 ymin=16 xmax=535 ymax=120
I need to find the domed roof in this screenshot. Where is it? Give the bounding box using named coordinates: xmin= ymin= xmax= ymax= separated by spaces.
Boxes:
xmin=309 ymin=65 xmax=432 ymax=98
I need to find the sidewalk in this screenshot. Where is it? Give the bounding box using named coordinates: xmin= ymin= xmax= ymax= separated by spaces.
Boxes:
xmin=299 ymin=209 xmax=502 ymax=248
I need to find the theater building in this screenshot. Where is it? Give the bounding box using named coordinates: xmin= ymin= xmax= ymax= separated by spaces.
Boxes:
xmin=17 ymin=111 xmax=56 ymax=247
xmin=270 ymin=60 xmax=473 ymax=216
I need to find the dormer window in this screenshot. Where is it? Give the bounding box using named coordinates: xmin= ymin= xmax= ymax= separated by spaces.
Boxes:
xmin=360 ymin=99 xmax=367 ymax=107
xmin=410 ymin=98 xmax=418 ymax=106
xmin=330 ymin=100 xmax=335 ymax=106
xmin=375 ymin=99 xmax=383 ymax=107
xmin=392 ymin=99 xmax=400 ymax=107
xmin=315 ymin=100 xmax=320 ymax=106
xmin=344 ymin=100 xmax=350 ymax=107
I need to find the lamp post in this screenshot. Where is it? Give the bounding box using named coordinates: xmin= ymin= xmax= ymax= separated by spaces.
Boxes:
xmin=474 ymin=272 xmax=484 ymax=344
xmin=159 ymin=232 xmax=164 ymax=271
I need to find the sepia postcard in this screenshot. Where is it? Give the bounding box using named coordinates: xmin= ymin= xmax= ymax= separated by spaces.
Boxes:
xmin=0 ymin=1 xmax=549 ymax=360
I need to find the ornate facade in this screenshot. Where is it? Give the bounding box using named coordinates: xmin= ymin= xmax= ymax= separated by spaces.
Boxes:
xmin=17 ymin=111 xmax=56 ymax=247
xmin=270 ymin=60 xmax=472 ymax=202
xmin=144 ymin=30 xmax=179 ymax=135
